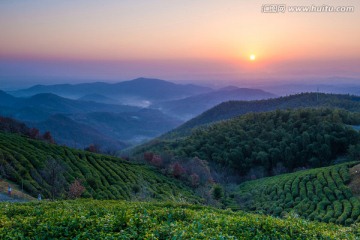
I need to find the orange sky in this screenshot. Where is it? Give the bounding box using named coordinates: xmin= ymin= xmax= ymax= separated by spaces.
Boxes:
xmin=0 ymin=0 xmax=359 ymax=86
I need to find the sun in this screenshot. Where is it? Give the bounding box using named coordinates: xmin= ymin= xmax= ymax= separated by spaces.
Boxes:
xmin=250 ymin=54 xmax=256 ymax=61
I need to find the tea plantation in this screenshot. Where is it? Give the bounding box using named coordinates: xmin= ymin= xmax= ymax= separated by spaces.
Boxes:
xmin=0 ymin=200 xmax=358 ymax=239
xmin=0 ymin=131 xmax=198 ymax=202
xmin=236 ymin=163 xmax=360 ymax=225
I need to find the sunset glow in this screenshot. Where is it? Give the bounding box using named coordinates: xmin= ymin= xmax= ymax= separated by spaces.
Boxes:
xmin=0 ymin=0 xmax=359 ymax=88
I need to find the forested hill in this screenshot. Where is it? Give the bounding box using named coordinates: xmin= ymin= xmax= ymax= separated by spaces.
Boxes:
xmin=164 ymin=93 xmax=360 ymax=138
xmin=0 ymin=131 xmax=198 ymax=202
xmin=134 ymin=108 xmax=360 ymax=178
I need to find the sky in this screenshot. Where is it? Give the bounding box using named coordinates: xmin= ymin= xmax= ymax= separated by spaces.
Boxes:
xmin=0 ymin=0 xmax=360 ymax=89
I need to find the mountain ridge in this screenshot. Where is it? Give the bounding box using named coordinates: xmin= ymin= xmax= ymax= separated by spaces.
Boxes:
xmin=152 ymin=86 xmax=276 ymax=120
xmin=163 ymin=92 xmax=360 ymax=138
xmin=10 ymin=78 xmax=213 ymax=104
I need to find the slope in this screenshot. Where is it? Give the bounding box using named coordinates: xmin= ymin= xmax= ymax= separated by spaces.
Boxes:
xmin=234 ymin=162 xmax=360 ymax=226
xmin=166 ymin=93 xmax=360 ymax=138
xmin=0 ymin=90 xmax=17 ymax=106
xmin=32 ymin=114 xmax=128 ymax=150
xmin=70 ymin=109 xmax=182 ymax=144
xmin=152 ymin=86 xmax=276 ymax=120
xmin=134 ymin=108 xmax=360 ymax=178
xmin=0 ymin=131 xmax=198 ymax=202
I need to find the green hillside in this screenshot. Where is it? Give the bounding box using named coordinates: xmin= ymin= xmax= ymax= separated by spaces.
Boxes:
xmin=235 ymin=163 xmax=360 ymax=226
xmin=164 ymin=93 xmax=360 ymax=138
xmin=0 ymin=131 xmax=198 ymax=202
xmin=134 ymin=108 xmax=360 ymax=177
xmin=0 ymin=200 xmax=358 ymax=239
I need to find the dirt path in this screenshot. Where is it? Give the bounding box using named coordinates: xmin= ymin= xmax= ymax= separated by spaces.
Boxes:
xmin=0 ymin=179 xmax=35 ymax=202
xmin=0 ymin=193 xmax=28 ymax=202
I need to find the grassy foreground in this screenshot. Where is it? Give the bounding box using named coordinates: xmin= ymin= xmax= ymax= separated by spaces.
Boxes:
xmin=0 ymin=200 xmax=358 ymax=239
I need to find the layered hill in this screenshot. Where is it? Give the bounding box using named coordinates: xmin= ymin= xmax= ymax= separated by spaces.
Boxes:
xmin=166 ymin=93 xmax=360 ymax=138
xmin=0 ymin=92 xmax=140 ymax=121
xmin=0 ymin=131 xmax=198 ymax=202
xmin=152 ymin=86 xmax=276 ymax=120
xmin=10 ymin=78 xmax=212 ymax=104
xmin=134 ymin=108 xmax=360 ymax=178
xmin=0 ymin=92 xmax=182 ymax=149
xmin=234 ymin=163 xmax=360 ymax=225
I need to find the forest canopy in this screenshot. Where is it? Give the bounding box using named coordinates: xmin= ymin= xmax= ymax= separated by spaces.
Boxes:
xmin=135 ymin=108 xmax=360 ymax=178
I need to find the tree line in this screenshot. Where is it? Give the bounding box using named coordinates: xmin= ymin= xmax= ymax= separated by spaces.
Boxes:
xmin=136 ymin=108 xmax=360 ymax=179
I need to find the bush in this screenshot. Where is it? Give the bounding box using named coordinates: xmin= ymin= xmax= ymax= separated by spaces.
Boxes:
xmin=212 ymin=184 xmax=224 ymax=200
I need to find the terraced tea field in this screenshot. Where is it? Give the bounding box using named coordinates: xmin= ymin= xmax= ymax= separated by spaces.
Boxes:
xmin=236 ymin=163 xmax=360 ymax=225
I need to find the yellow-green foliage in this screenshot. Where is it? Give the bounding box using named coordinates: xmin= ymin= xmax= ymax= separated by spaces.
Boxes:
xmin=0 ymin=131 xmax=198 ymax=202
xmin=236 ymin=163 xmax=360 ymax=225
xmin=0 ymin=200 xmax=358 ymax=239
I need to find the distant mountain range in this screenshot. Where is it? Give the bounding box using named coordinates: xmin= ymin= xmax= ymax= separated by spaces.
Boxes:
xmin=0 ymin=90 xmax=140 ymax=121
xmin=1 ymin=78 xmax=283 ymax=150
xmin=258 ymin=77 xmax=360 ymax=96
xmin=10 ymin=78 xmax=212 ymax=106
xmin=0 ymin=89 xmax=182 ymax=150
xmin=152 ymin=86 xmax=276 ymax=120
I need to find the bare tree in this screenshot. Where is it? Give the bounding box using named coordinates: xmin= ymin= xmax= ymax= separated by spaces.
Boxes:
xmin=68 ymin=179 xmax=85 ymax=199
xmin=41 ymin=158 xmax=66 ymax=200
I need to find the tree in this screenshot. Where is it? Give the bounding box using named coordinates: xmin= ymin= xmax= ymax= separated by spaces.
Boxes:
xmin=41 ymin=158 xmax=66 ymax=200
xmin=43 ymin=131 xmax=55 ymax=144
xmin=85 ymin=144 xmax=100 ymax=153
xmin=144 ymin=152 xmax=154 ymax=162
xmin=29 ymin=128 xmax=40 ymax=139
xmin=150 ymin=155 xmax=163 ymax=167
xmin=190 ymin=173 xmax=200 ymax=187
xmin=186 ymin=157 xmax=213 ymax=185
xmin=348 ymin=144 xmax=360 ymax=161
xmin=212 ymin=184 xmax=224 ymax=200
xmin=172 ymin=162 xmax=185 ymax=178
xmin=68 ymin=179 xmax=85 ymax=199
